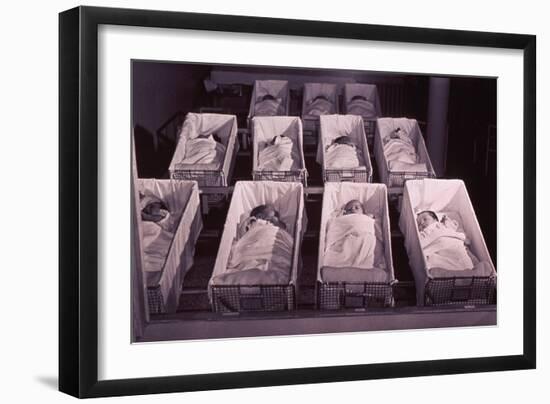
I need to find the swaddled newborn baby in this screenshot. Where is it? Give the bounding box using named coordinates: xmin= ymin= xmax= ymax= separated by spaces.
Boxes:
xmin=255 ymin=94 xmax=285 ymax=116
xmin=140 ymin=194 xmax=178 ymax=272
xmin=177 ymin=130 xmax=226 ymax=169
xmin=347 ymin=95 xmax=377 ymax=118
xmin=238 ymin=204 xmax=287 ymax=236
xmin=383 ymin=127 xmax=427 ymax=173
xmin=325 ymin=135 xmax=365 ymax=169
xmin=306 ymin=94 xmax=334 ymax=116
xmin=258 ymin=135 xmax=296 ymax=171
xmin=215 ymin=204 xmax=293 ymax=286
xmin=323 ymin=199 xmax=383 ymax=270
xmin=416 ymin=210 xmax=475 ymax=271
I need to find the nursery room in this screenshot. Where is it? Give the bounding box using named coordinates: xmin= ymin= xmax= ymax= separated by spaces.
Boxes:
xmin=131 ymin=59 xmax=497 ymax=342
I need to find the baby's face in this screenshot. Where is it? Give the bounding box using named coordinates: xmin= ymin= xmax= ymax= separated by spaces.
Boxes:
xmin=344 ymin=200 xmax=364 ymax=215
xmin=417 ymin=212 xmax=437 ymax=232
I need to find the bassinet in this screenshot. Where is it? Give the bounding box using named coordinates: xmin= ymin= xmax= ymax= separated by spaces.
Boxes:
xmin=399 ymin=179 xmax=497 ymax=306
xmin=317 ymin=182 xmax=395 ymax=309
xmin=137 ymin=179 xmax=203 ymax=314
xmin=248 ymin=80 xmax=290 ymax=121
xmin=343 ymin=83 xmax=382 ymax=146
xmin=209 ymin=181 xmax=306 ymax=313
xmin=318 ymin=114 xmax=372 ymax=183
xmin=168 ymin=113 xmax=239 ymax=203
xmin=374 ymin=118 xmax=436 ymax=196
xmin=251 ymin=116 xmax=308 ymax=185
xmin=302 ymin=83 xmax=339 ymax=133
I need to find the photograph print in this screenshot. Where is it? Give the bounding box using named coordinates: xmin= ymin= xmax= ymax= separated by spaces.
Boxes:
xmin=131 ymin=60 xmax=497 ymax=343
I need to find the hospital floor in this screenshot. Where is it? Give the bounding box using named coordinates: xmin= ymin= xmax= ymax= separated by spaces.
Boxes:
xmin=176 ymin=140 xmax=418 ymax=313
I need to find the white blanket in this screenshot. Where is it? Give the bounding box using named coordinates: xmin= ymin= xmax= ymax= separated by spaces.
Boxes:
xmin=325 ymin=143 xmax=365 ymax=169
xmin=255 ymin=99 xmax=284 ymax=116
xmin=419 ymin=222 xmax=475 ymax=271
xmin=178 ymin=135 xmax=226 ymax=168
xmin=305 ymin=98 xmax=334 ymax=116
xmin=258 ymin=136 xmax=296 ymax=171
xmin=141 ymin=212 xmax=176 ymax=273
xmin=323 ymin=213 xmax=384 ymax=269
xmin=383 ymin=134 xmax=427 ymax=172
xmin=226 ymin=220 xmax=293 ymax=275
xmin=347 ymin=99 xmax=377 ymax=118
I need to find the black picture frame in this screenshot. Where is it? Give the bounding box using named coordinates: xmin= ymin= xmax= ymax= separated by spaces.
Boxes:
xmin=59 ymin=5 xmax=536 ymax=398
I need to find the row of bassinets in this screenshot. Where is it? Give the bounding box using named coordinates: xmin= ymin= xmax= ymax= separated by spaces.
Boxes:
xmin=168 ymin=112 xmax=436 ymax=192
xmin=138 ymin=179 xmax=497 ymax=315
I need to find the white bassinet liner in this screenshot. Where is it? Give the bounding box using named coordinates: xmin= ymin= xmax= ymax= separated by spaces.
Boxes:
xmin=138 ymin=179 xmax=203 ymax=313
xmin=168 ymin=113 xmax=238 ymax=185
xmin=399 ymin=179 xmax=496 ymax=305
xmin=317 ymin=182 xmax=395 ymax=283
xmin=302 ymin=83 xmax=339 ymax=119
xmin=251 ymin=116 xmax=307 ymax=174
xmin=343 ymin=83 xmax=382 ymax=118
xmin=317 ymin=114 xmax=371 ymax=170
xmin=248 ymin=80 xmax=290 ymax=119
xmin=209 ymin=181 xmax=306 ymax=291
xmin=374 ymin=117 xmax=435 ymax=187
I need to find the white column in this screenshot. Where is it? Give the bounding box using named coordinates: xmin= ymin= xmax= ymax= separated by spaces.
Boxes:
xmin=426 ymin=77 xmax=450 ymax=177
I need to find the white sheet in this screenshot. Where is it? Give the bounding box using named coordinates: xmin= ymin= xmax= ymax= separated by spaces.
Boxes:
xmin=252 ymin=116 xmax=306 ymax=174
xmin=318 ymin=182 xmax=395 ymax=283
xmin=304 ymin=97 xmax=335 ymax=116
xmin=399 ymin=179 xmax=496 ymax=306
xmin=209 ymin=181 xmax=306 ymax=293
xmin=419 ymin=221 xmax=474 ymax=271
xmin=324 ymin=143 xmax=365 ymax=169
xmin=168 ymin=113 xmax=238 ymax=186
xmin=346 ymin=99 xmax=377 ymax=118
xmin=323 ymin=213 xmax=385 ymax=270
xmin=211 ymin=220 xmax=294 ymax=286
xmin=317 ymin=115 xmax=371 ymax=176
xmin=137 ymin=179 xmax=203 ymax=313
xmin=176 ymin=135 xmax=226 ymax=168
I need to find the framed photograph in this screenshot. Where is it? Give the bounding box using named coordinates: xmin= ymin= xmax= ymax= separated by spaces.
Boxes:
xmin=59 ymin=5 xmax=536 ymax=398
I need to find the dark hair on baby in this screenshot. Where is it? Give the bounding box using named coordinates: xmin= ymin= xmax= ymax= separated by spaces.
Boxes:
xmin=333 ymin=135 xmax=354 ymax=146
xmin=250 ymin=204 xmax=278 ymax=219
xmin=312 ymin=94 xmax=330 ymax=102
xmin=350 ymin=95 xmax=367 ymax=102
xmin=261 ymin=94 xmax=277 ymax=101
xmin=418 ymin=210 xmax=438 ymax=221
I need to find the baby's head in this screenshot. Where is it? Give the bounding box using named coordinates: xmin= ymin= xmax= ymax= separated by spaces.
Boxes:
xmin=141 ymin=201 xmax=168 ymax=222
xmin=350 ymin=95 xmax=367 ymax=102
xmin=343 ymin=199 xmax=364 ymax=215
xmin=250 ymin=204 xmax=284 ymax=228
xmin=417 ymin=210 xmax=438 ymax=231
xmin=333 ymin=136 xmax=354 ymax=147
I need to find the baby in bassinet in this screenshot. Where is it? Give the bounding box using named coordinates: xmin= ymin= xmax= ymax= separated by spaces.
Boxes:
xmin=213 ymin=204 xmax=293 ymax=285
xmin=325 ymin=135 xmax=365 ymax=169
xmin=347 ymin=95 xmax=376 ymax=118
xmin=383 ymin=127 xmax=427 ymax=173
xmin=140 ymin=194 xmax=178 ymax=272
xmin=255 ymin=94 xmax=285 ymax=116
xmin=305 ymin=94 xmax=334 ymax=116
xmin=323 ymin=199 xmax=384 ymax=270
xmin=177 ymin=130 xmax=226 ymax=169
xmin=258 ymin=135 xmax=296 ymax=172
xmin=416 ymin=210 xmax=475 ymax=271
xmin=343 ymin=199 xmax=375 ymax=219
xmin=239 ymin=204 xmax=287 ymax=234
